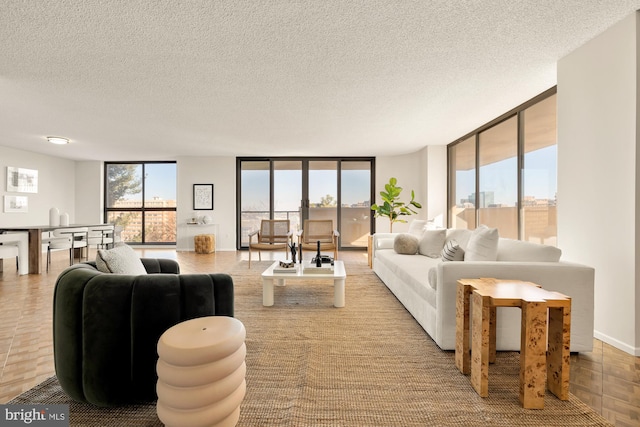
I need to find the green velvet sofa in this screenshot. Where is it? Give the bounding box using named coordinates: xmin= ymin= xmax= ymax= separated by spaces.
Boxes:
xmin=53 ymin=258 xmax=234 ymax=407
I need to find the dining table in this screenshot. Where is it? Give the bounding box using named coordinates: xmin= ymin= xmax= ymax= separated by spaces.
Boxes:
xmin=0 ymin=224 xmax=112 ymax=274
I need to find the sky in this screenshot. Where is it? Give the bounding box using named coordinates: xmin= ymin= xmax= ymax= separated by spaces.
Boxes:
xmin=456 ymin=145 xmax=557 ymax=205
xmin=242 ymin=169 xmax=371 ymax=212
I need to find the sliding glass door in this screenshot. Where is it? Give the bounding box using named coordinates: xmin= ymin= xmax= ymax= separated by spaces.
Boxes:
xmin=237 ymin=158 xmax=374 ymax=250
xmin=340 ymin=161 xmax=371 ymax=248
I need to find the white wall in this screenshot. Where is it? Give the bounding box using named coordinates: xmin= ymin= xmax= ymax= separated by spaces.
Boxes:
xmin=176 ymin=156 xmax=236 ymax=251
xmin=558 ymin=12 xmax=639 ymax=355
xmin=374 ymin=147 xmax=447 ymax=233
xmin=75 ymin=161 xmax=103 ymax=223
xmin=0 ymin=146 xmax=76 ymax=226
xmin=426 ymin=145 xmax=447 ymax=228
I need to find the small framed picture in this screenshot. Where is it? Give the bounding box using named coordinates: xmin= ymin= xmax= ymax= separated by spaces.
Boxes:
xmin=193 ymin=184 xmax=214 ymax=210
xmin=4 ymin=195 xmax=28 ymax=213
xmin=7 ymin=166 xmax=38 ymax=193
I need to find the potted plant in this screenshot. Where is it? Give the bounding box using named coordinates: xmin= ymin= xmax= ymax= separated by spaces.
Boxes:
xmin=371 ymin=177 xmax=422 ymax=232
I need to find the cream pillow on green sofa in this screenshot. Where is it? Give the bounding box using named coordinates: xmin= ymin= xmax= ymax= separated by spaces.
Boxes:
xmin=96 ymin=244 xmax=147 ymax=275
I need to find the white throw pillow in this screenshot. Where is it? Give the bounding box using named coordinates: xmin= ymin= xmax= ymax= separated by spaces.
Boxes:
xmin=441 ymin=239 xmax=464 ymax=261
xmin=464 ymin=225 xmax=499 ymax=261
xmin=96 ymin=244 xmax=148 ymax=275
xmin=376 ymin=238 xmax=395 ymax=250
xmin=407 ymin=220 xmax=427 ymax=237
xmin=393 ymin=233 xmax=419 ymax=255
xmin=418 ymin=229 xmax=446 ymax=258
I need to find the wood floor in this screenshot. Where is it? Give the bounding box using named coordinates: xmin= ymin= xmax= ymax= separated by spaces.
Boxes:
xmin=0 ymin=249 xmax=638 ymax=426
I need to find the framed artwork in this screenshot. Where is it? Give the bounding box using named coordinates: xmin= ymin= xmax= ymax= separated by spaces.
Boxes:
xmin=193 ymin=184 xmax=214 ymax=210
xmin=4 ymin=195 xmax=28 ymax=213
xmin=6 ymin=167 xmax=38 ymax=193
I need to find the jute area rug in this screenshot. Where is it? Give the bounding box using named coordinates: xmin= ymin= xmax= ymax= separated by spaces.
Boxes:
xmin=11 ymin=260 xmax=611 ymax=426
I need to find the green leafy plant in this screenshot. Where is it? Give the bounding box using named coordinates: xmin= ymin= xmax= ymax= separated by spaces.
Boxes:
xmin=371 ymin=177 xmax=422 ymax=232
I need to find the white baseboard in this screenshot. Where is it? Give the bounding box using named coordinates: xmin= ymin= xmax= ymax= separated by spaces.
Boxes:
xmin=593 ymin=330 xmax=640 ymax=356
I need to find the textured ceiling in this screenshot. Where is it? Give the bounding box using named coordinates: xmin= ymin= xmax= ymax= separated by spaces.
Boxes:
xmin=1 ymin=1 xmax=639 ymax=161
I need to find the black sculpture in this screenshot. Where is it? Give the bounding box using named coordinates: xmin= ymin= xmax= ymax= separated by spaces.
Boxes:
xmin=289 ymin=242 xmax=297 ymax=263
xmin=315 ymin=240 xmax=322 ymax=267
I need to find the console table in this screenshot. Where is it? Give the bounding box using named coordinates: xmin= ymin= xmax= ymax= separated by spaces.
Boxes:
xmin=455 ymin=278 xmax=571 ymax=409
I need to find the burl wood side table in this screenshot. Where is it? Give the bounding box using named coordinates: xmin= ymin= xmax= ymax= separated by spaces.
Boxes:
xmin=455 ymin=278 xmax=571 ymax=409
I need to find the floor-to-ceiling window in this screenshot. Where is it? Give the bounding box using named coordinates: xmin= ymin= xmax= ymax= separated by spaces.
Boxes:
xmin=478 ymin=116 xmax=518 ymax=239
xmin=237 ymin=157 xmax=374 ymax=250
xmin=448 ymin=136 xmax=476 ymax=230
xmin=104 ymin=162 xmax=177 ymax=244
xmin=522 ymin=94 xmax=557 ymax=245
xmin=447 ymin=88 xmax=557 ymax=245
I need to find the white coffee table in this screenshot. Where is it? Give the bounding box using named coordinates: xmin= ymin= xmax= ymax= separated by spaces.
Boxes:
xmin=261 ymin=260 xmax=347 ymax=307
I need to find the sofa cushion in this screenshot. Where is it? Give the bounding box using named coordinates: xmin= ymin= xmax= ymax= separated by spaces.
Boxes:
xmin=497 ymin=238 xmax=562 ymax=262
xmin=376 ymin=250 xmax=438 ymax=307
xmin=418 ymin=229 xmax=446 ymax=258
xmin=96 ymin=244 xmax=148 ymax=275
xmin=464 ymin=225 xmax=499 ymax=261
xmin=441 ymin=239 xmax=464 ymax=261
xmin=394 ymin=233 xmax=419 ymax=255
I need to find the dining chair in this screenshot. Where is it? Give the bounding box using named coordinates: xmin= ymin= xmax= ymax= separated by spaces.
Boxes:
xmin=48 ymin=227 xmax=89 ymax=269
xmin=86 ymin=225 xmax=115 ymax=254
xmin=297 ymin=219 xmax=339 ymax=262
xmin=0 ymin=243 xmax=19 ymax=272
xmin=247 ymin=219 xmax=291 ymax=268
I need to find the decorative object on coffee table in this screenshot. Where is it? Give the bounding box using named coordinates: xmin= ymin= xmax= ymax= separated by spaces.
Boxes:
xmin=289 ymin=242 xmax=297 ymax=263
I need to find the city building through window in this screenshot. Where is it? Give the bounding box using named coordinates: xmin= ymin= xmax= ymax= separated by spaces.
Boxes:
xmin=104 ymin=162 xmax=177 ymax=244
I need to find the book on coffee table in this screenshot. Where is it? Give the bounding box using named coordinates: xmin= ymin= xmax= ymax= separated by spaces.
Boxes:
xmin=302 ymin=261 xmax=334 ymax=274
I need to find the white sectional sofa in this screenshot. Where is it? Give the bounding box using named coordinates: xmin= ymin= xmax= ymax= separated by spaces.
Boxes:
xmin=372 ymin=223 xmax=595 ymax=352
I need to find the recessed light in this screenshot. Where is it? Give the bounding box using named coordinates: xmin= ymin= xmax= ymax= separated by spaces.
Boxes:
xmin=46 ymin=136 xmax=70 ymax=145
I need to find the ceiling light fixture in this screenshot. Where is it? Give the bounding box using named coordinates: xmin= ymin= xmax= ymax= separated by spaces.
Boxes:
xmin=46 ymin=136 xmax=70 ymax=145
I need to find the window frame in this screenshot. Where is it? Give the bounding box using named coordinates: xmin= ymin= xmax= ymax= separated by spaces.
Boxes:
xmin=447 ymin=87 xmax=557 ymax=242
xmin=236 ymin=156 xmax=375 ymax=250
xmin=103 ymin=161 xmax=177 ymax=245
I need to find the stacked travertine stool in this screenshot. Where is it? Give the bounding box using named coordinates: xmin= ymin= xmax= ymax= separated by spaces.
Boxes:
xmin=157 ymin=316 xmax=246 ymax=427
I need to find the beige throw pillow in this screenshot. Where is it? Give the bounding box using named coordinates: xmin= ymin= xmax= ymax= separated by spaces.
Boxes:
xmin=393 ymin=233 xmax=419 ymax=255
